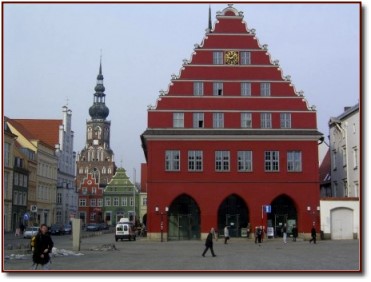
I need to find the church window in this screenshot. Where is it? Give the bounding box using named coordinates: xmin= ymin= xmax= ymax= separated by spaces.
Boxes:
xmin=87 ymin=127 xmax=92 ymax=139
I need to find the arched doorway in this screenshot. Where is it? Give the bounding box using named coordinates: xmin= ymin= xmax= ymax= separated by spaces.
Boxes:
xmin=168 ymin=194 xmax=201 ymax=240
xmin=217 ymin=194 xmax=249 ymax=237
xmin=268 ymin=194 xmax=297 ymax=237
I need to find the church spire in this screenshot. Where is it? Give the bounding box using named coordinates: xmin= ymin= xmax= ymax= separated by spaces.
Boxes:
xmin=89 ymin=58 xmax=109 ymax=120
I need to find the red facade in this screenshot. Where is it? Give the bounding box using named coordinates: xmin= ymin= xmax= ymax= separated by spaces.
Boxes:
xmin=141 ymin=5 xmax=322 ymax=240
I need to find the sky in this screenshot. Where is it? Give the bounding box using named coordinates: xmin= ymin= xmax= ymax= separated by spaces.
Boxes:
xmin=3 ymin=2 xmax=360 ymax=182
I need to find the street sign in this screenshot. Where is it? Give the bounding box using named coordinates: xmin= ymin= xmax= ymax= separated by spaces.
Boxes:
xmin=23 ymin=213 xmax=30 ymax=221
xmin=264 ymin=205 xmax=271 ymax=213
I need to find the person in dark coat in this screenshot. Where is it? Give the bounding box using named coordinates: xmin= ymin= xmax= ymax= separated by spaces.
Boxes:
xmin=202 ymin=228 xmax=216 ymax=257
xmin=292 ymin=225 xmax=298 ymax=242
xmin=32 ymin=224 xmax=54 ymax=270
xmin=309 ymin=224 xmax=317 ymax=244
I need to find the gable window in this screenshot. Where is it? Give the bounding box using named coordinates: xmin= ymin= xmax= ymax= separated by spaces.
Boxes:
xmin=265 ymin=151 xmax=279 ymax=172
xmin=173 ymin=113 xmax=184 ymax=128
xmin=165 ymin=150 xmax=180 ymax=171
xmin=280 ymin=113 xmax=291 ymax=128
xmin=188 ymin=150 xmax=203 ymax=172
xmin=261 ymin=113 xmax=272 ymax=128
xmin=113 ymin=197 xmax=119 ymax=207
xmin=193 ymin=81 xmax=204 ymax=96
xmin=260 ymin=82 xmax=271 ymax=96
xmin=215 ymin=151 xmax=230 ymax=172
xmin=105 ymin=197 xmax=111 ymax=206
xmin=193 ymin=113 xmax=204 ymax=128
xmin=213 ymin=82 xmax=223 ymax=96
xmin=240 ymin=51 xmax=251 ymax=65
xmin=287 ymin=151 xmax=302 ymax=172
xmin=238 ymin=151 xmax=253 ymax=172
xmin=241 ymin=112 xmax=252 ymax=128
xmin=213 ymin=51 xmax=223 ymax=64
xmin=241 ymin=82 xmax=251 ymax=96
xmin=213 ymin=113 xmax=224 ymax=128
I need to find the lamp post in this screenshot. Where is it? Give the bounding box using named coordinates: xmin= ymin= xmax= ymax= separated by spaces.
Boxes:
xmin=155 ymin=206 xmax=168 ymax=242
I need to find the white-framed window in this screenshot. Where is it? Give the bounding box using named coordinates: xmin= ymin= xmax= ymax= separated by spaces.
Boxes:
xmin=4 ymin=142 xmax=11 ymax=167
xmin=213 ymin=113 xmax=224 ymax=128
xmin=97 ymin=199 xmax=103 ymax=207
xmin=102 ymin=167 xmax=106 ymax=174
xmin=215 ymin=151 xmax=230 ymax=172
xmin=213 ymin=51 xmax=223 ymax=64
xmin=213 ymin=82 xmax=223 ymax=96
xmin=240 ymin=51 xmax=251 ymax=65
xmin=142 ymin=197 xmax=147 ymax=206
xmin=165 ymin=150 xmax=180 ymax=171
xmin=56 ymin=211 xmax=62 ymax=223
xmin=342 ymin=146 xmax=347 ymax=167
xmin=265 ymin=151 xmax=279 ymax=172
xmin=261 ymin=113 xmax=272 ymax=128
xmin=241 ymin=112 xmax=252 ymax=128
xmin=188 ymin=150 xmax=203 ymax=172
xmin=173 ymin=113 xmax=184 ymax=128
xmin=90 ymin=199 xmax=96 ymax=207
xmin=193 ymin=82 xmax=204 ymax=96
xmin=287 ymin=151 xmax=302 ymax=172
xmin=332 ymin=150 xmax=337 ymax=170
xmin=57 ymin=193 xmax=62 ymax=204
xmin=4 ymin=171 xmax=9 ymax=198
xmin=241 ymin=82 xmax=251 ymax=96
xmin=79 ymin=198 xmax=86 ymax=207
xmin=280 ymin=113 xmax=291 ymax=129
xmin=193 ymin=113 xmax=204 ymax=128
xmin=238 ymin=151 xmax=253 ymax=172
xmin=105 ymin=197 xmax=111 ymax=206
xmin=260 ymin=82 xmax=271 ymax=96
xmin=122 ymin=197 xmax=127 ymax=206
xmin=113 ymin=197 xmax=119 ymax=207
xmin=353 ymin=147 xmax=358 ymax=169
xmin=130 ymin=197 xmax=134 ymax=206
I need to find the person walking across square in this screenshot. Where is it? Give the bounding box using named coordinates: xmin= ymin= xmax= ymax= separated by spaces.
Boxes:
xmin=202 ymin=228 xmax=216 ymax=257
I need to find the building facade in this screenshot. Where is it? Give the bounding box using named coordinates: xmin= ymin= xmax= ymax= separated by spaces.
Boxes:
xmin=141 ymin=5 xmax=322 ymax=240
xmin=103 ymin=168 xmax=138 ymax=226
xmin=76 ymin=62 xmax=116 ymax=224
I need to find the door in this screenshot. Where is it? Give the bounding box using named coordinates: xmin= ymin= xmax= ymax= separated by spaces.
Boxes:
xmin=331 ymin=208 xmax=353 ymax=240
xmin=226 ymin=214 xmax=240 ymax=237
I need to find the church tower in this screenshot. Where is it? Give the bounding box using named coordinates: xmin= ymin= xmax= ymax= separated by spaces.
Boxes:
xmin=76 ymin=60 xmax=116 ymax=193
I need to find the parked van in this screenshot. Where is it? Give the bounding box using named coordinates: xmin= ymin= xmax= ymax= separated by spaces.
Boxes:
xmin=115 ymin=222 xmax=136 ymax=242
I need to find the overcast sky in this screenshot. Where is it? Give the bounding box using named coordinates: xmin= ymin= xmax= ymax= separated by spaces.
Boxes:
xmin=3 ymin=3 xmax=360 ymax=181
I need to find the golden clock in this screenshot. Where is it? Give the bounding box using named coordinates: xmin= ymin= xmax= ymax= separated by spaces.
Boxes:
xmin=225 ymin=51 xmax=239 ymax=65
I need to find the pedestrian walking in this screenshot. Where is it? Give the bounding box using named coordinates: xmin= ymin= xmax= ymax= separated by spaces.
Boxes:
xmin=257 ymin=226 xmax=262 ymax=244
xmin=224 ymin=226 xmax=230 ymax=244
xmin=202 ymin=228 xmax=216 ymax=257
xmin=32 ymin=224 xmax=54 ymax=270
xmin=20 ymin=223 xmax=25 ymax=235
xmin=254 ymin=226 xmax=258 ymax=244
xmin=282 ymin=223 xmax=287 ymax=244
xmin=292 ymin=225 xmax=298 ymax=242
xmin=309 ymin=223 xmax=317 ymax=244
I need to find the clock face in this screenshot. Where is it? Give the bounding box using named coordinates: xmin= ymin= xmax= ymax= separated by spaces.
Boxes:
xmin=225 ymin=51 xmax=239 ymax=65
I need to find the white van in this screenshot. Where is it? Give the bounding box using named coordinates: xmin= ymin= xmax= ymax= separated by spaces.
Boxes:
xmin=115 ymin=221 xmax=136 ymax=242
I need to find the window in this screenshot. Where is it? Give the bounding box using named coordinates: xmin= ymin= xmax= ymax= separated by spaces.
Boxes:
xmin=113 ymin=197 xmax=119 ymax=207
xmin=130 ymin=197 xmax=134 ymax=206
xmin=193 ymin=82 xmax=204 ymax=96
xmin=105 ymin=197 xmax=111 ymax=206
xmin=173 ymin=113 xmax=184 ymax=128
xmin=23 ymin=192 xmax=27 ymax=205
xmin=213 ymin=51 xmax=223 ymax=64
xmin=97 ymin=199 xmax=103 ymax=207
xmin=142 ymin=197 xmax=147 ymax=206
xmin=165 ymin=150 xmax=180 ymax=171
xmin=342 ymin=147 xmax=347 ymax=167
xmin=353 ymin=147 xmax=358 ymax=169
xmin=193 ymin=113 xmax=204 ymax=128
xmin=122 ymin=197 xmax=127 ymax=206
xmin=354 ymin=182 xmax=359 ymax=197
xmin=238 ymin=151 xmax=253 ymax=172
xmin=280 ymin=113 xmax=291 ymax=128
xmin=343 ymin=180 xmax=348 ymax=197
xmin=57 ymin=193 xmax=62 ymax=204
xmin=79 ymin=198 xmax=86 ymax=207
xmin=14 ymin=173 xmax=19 ymax=186
xmin=260 ymin=82 xmax=271 ymax=96
xmin=287 ymin=151 xmax=302 ymax=172
xmin=241 ymin=113 xmax=252 ymax=128
xmin=213 ymin=82 xmax=223 ymax=96
xmin=79 ymin=167 xmax=83 ymax=174
xmin=188 ymin=151 xmax=203 ymax=171
xmin=333 ymin=182 xmax=338 ymax=197
xmin=261 ymin=113 xmax=272 ymax=128
xmin=332 ymin=150 xmax=337 ymax=170
xmin=56 ymin=211 xmax=62 ymax=223
xmin=13 ymin=191 xmax=18 ymax=205
xmin=265 ymin=151 xmax=279 ymax=172
xmin=241 ymin=82 xmax=251 ymax=96
xmin=213 ymin=113 xmax=224 ymax=128
xmin=82 ymin=187 xmax=87 ymax=195
xmin=4 ymin=172 xmax=9 ymax=198
xmin=240 ymin=51 xmax=251 ymax=65
xmin=215 ymin=151 xmax=230 ymax=172
xmin=4 ymin=142 xmax=10 ymax=167
xmin=90 ymin=213 xmax=96 ymax=221
xmin=90 ymin=199 xmax=96 ymax=207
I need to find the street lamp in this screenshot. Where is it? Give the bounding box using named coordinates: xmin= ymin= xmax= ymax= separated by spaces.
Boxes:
xmin=155 ymin=206 xmax=169 ymax=242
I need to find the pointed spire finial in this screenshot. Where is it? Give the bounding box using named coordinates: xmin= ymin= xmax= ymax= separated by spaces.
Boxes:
xmin=208 ymin=5 xmax=212 ymax=32
xmin=99 ymin=49 xmax=103 ymax=75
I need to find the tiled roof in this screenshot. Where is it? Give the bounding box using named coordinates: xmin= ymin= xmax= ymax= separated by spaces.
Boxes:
xmin=12 ymin=119 xmax=62 ymax=148
xmin=319 ymin=149 xmax=331 ymax=183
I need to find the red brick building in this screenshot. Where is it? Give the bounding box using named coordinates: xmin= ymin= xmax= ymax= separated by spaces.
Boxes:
xmin=141 ymin=5 xmax=322 ymax=240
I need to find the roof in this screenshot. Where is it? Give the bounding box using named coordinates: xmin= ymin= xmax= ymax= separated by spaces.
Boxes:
xmin=330 ymin=103 xmax=359 ymax=125
xmin=11 ymin=119 xmax=62 ymax=148
xmin=319 ymin=149 xmax=331 ymax=184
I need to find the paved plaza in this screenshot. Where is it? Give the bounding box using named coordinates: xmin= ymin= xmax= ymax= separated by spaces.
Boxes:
xmin=3 ymin=232 xmax=360 ymax=272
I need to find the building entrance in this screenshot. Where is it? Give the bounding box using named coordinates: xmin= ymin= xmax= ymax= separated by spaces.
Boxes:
xmin=218 ymin=195 xmax=248 ymax=237
xmin=268 ymin=195 xmax=297 ymax=237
